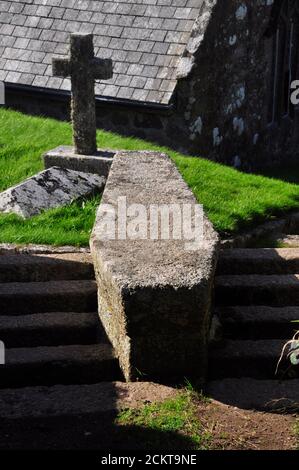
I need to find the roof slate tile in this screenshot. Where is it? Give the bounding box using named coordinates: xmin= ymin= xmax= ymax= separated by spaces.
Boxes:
xmin=0 ymin=0 xmax=202 ymax=104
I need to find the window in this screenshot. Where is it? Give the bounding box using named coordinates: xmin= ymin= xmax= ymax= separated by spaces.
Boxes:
xmin=271 ymin=0 xmax=299 ymax=123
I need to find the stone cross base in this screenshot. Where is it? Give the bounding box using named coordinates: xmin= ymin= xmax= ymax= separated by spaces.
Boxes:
xmin=43 ymin=146 xmax=115 ymax=178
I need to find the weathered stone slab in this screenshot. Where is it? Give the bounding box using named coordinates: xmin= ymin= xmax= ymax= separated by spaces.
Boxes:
xmin=0 ymin=167 xmax=105 ymax=219
xmin=43 ymin=146 xmax=114 ymax=177
xmin=90 ymin=151 xmax=219 ymax=381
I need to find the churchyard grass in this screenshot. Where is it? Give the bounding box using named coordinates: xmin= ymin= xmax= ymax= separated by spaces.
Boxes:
xmin=1 ymin=108 xmax=299 ymax=245
xmin=0 ymin=197 xmax=100 ymax=246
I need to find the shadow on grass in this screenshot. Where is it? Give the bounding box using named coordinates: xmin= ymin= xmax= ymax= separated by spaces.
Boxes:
xmin=258 ymin=164 xmax=299 ymax=186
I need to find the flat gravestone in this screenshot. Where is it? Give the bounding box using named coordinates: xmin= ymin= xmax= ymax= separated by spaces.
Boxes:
xmin=0 ymin=167 xmax=105 ymax=219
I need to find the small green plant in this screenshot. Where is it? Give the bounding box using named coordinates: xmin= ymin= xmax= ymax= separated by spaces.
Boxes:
xmin=184 ymin=378 xmax=195 ymax=392
xmin=276 ymin=329 xmax=299 ymax=379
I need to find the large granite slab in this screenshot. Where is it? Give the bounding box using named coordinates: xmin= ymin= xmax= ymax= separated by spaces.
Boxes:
xmin=0 ymin=167 xmax=105 ymax=219
xmin=90 ymin=151 xmax=219 ymax=382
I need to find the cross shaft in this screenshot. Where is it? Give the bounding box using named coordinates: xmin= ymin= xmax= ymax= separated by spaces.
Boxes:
xmin=53 ymin=33 xmax=113 ymax=155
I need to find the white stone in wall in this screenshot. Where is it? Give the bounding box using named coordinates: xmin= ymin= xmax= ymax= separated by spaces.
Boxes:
xmin=190 ymin=116 xmax=203 ymax=135
xmin=233 ymin=156 xmax=241 ymax=168
xmin=233 ymin=116 xmax=245 ymax=136
xmin=229 ymin=35 xmax=237 ymax=46
xmin=0 ymin=167 xmax=105 ymax=219
xmin=213 ymin=128 xmax=223 ymax=146
xmin=235 ymin=4 xmax=248 ymax=21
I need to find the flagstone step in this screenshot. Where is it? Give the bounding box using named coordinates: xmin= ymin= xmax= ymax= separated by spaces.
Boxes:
xmin=0 ymin=344 xmax=121 ymax=388
xmin=217 ymin=248 xmax=299 ymax=275
xmin=215 ymin=274 xmax=299 ymax=306
xmin=0 ymin=381 xmax=175 ymax=420
xmin=0 ymin=381 xmax=175 ymax=449
xmin=206 ymin=378 xmax=299 ymax=412
xmin=215 ymin=306 xmax=299 ymax=339
xmin=0 ymin=280 xmax=97 ymax=314
xmin=0 ymin=253 xmax=95 ymax=283
xmin=209 ymin=339 xmax=286 ymax=379
xmin=0 ymin=311 xmax=101 ymax=347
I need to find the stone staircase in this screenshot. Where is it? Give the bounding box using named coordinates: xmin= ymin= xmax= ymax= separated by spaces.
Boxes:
xmin=2 ymin=246 xmax=299 ymax=447
xmin=0 ymin=253 xmax=181 ymax=449
xmin=0 ymin=252 xmax=122 ymax=389
xmin=207 ymin=248 xmax=299 ymax=411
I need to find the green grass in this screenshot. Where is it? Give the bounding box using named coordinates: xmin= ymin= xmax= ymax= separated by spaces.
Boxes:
xmin=1 ymin=107 xmax=299 ymax=245
xmin=116 ymin=391 xmax=211 ymax=450
xmin=0 ymin=196 xmax=100 ymax=246
xmin=175 ymin=157 xmax=299 ymax=235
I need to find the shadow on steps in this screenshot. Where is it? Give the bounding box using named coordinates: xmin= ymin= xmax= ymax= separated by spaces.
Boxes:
xmin=0 ymin=382 xmax=195 ymax=450
xmin=208 ymin=247 xmax=299 ymax=413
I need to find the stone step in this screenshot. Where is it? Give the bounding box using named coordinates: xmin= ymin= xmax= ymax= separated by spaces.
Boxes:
xmin=215 ymin=306 xmax=299 ymax=339
xmin=0 ymin=312 xmax=102 ymax=347
xmin=217 ymin=248 xmax=299 ymax=275
xmin=206 ymin=378 xmax=299 ymax=412
xmin=215 ymin=274 xmax=299 ymax=306
xmin=0 ymin=280 xmax=97 ymax=314
xmin=0 ymin=382 xmax=175 ymax=449
xmin=0 ymin=253 xmax=94 ymax=283
xmin=0 ymin=344 xmax=121 ymax=388
xmin=209 ymin=339 xmax=286 ymax=379
xmin=0 ymin=381 xmax=174 ymax=419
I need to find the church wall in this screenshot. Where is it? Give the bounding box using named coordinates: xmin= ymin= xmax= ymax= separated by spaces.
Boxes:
xmin=5 ymin=85 xmax=189 ymax=154
xmin=177 ymin=0 xmax=295 ymax=170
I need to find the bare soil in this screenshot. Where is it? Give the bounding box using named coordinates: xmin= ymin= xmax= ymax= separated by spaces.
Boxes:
xmin=0 ymin=384 xmax=297 ymax=450
xmin=199 ymin=399 xmax=298 ymax=450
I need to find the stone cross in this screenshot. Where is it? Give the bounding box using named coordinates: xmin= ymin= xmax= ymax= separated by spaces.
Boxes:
xmin=52 ymin=33 xmax=113 ymax=155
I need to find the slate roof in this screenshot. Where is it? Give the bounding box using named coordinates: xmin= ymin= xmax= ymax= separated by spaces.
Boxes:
xmin=0 ymin=0 xmax=202 ymax=105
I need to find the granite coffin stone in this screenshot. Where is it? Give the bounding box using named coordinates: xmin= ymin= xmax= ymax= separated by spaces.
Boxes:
xmin=90 ymin=151 xmax=219 ymax=382
xmin=0 ymin=167 xmax=105 ymax=219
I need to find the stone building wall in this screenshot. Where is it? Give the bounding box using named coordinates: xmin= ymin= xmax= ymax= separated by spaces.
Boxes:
xmin=178 ymin=0 xmax=290 ymax=170
xmin=5 ymin=1 xmax=293 ymax=171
